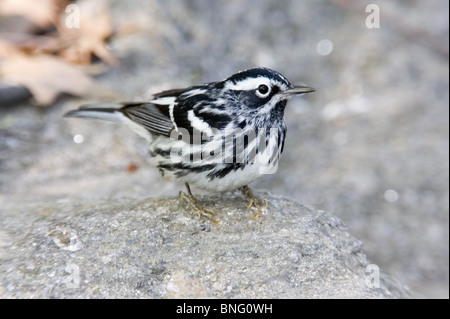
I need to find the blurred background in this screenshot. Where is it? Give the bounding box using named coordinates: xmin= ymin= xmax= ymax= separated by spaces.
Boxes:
xmin=0 ymin=0 xmax=448 ymax=298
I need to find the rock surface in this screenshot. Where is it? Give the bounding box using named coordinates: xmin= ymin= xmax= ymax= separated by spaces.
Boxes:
xmin=0 ymin=194 xmax=411 ymax=298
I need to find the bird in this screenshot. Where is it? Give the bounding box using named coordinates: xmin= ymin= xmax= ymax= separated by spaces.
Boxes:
xmin=64 ymin=67 xmax=314 ymax=222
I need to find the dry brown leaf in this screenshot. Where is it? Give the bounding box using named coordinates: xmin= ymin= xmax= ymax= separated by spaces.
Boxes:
xmin=0 ymin=53 xmax=93 ymax=105
xmin=58 ymin=0 xmax=118 ymax=66
xmin=0 ymin=0 xmax=67 ymax=28
xmin=1 ymin=0 xmax=117 ymax=66
xmin=0 ymin=38 xmax=20 ymax=58
xmin=0 ymin=0 xmax=119 ymax=106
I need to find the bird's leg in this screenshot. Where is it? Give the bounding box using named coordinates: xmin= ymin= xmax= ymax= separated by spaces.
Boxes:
xmin=239 ymin=185 xmax=269 ymax=220
xmin=179 ymin=183 xmax=218 ymax=223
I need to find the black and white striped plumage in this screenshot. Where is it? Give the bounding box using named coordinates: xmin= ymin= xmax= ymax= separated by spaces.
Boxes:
xmin=65 ymin=67 xmax=314 ymax=193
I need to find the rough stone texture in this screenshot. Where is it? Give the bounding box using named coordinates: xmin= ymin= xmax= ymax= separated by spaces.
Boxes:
xmin=0 ymin=0 xmax=448 ymax=298
xmin=0 ymin=194 xmax=411 ymax=298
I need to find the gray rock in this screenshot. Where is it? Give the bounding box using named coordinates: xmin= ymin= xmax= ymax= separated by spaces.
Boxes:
xmin=0 ymin=194 xmax=412 ymax=298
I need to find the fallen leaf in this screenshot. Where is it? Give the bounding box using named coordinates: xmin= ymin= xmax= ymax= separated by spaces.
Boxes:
xmin=0 ymin=38 xmax=20 ymax=58
xmin=126 ymin=162 xmax=139 ymax=173
xmin=0 ymin=0 xmax=67 ymax=28
xmin=58 ymin=0 xmax=118 ymax=66
xmin=0 ymin=53 xmax=93 ymax=105
xmin=0 ymin=0 xmax=119 ymax=106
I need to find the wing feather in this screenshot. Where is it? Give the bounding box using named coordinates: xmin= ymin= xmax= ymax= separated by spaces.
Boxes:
xmin=120 ymin=103 xmax=174 ymax=137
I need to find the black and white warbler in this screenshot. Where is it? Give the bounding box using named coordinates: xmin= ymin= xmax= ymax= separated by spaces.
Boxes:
xmin=65 ymin=67 xmax=314 ymax=222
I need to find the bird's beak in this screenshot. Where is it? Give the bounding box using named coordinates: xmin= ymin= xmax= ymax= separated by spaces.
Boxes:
xmin=282 ymin=86 xmax=315 ymax=95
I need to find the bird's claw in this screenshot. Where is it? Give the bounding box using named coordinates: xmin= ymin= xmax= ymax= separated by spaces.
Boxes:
xmin=179 ymin=185 xmax=218 ymax=224
xmin=240 ymin=185 xmax=269 ymax=220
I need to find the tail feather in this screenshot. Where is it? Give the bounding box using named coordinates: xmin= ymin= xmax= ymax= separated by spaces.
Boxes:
xmin=64 ymin=104 xmax=155 ymax=141
xmin=64 ymin=107 xmax=123 ymax=123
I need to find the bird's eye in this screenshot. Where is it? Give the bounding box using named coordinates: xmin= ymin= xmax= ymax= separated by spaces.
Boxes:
xmin=257 ymin=84 xmax=270 ymax=96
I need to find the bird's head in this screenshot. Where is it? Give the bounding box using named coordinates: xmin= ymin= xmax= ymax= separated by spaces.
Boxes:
xmin=219 ymin=67 xmax=314 ymax=115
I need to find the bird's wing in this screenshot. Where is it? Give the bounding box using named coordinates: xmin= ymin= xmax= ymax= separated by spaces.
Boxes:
xmin=121 ymin=87 xmax=203 ymax=137
xmin=65 ymin=85 xmax=214 ymax=138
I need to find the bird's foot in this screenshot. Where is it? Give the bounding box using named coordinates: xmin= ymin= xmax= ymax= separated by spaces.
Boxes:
xmin=239 ymin=185 xmax=269 ymax=220
xmin=179 ymin=183 xmax=218 ymax=224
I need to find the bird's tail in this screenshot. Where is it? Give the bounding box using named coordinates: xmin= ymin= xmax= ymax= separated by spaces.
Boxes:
xmin=64 ymin=106 xmax=123 ymax=123
xmin=64 ymin=103 xmax=155 ymax=141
